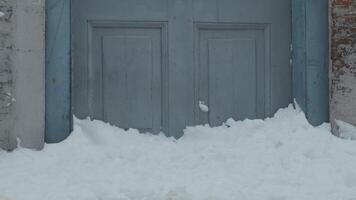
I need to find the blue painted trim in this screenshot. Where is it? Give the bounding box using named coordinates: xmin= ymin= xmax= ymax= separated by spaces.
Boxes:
xmin=292 ymin=0 xmax=329 ymax=125
xmin=45 ymin=0 xmax=72 ymax=143
xmin=305 ymin=0 xmax=329 ymax=125
xmin=292 ymin=0 xmax=307 ymax=112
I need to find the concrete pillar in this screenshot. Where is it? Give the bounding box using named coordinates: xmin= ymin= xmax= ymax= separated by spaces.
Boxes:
xmin=10 ymin=0 xmax=46 ymax=150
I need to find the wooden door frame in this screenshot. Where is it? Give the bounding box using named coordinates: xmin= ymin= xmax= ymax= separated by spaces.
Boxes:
xmin=292 ymin=0 xmax=329 ymax=125
xmin=45 ymin=0 xmax=329 ymax=143
xmin=45 ymin=0 xmax=71 ymax=143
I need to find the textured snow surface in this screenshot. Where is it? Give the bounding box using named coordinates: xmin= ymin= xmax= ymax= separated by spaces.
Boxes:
xmin=1 ymin=105 xmax=356 ymax=200
xmin=336 ymin=120 xmax=356 ymax=140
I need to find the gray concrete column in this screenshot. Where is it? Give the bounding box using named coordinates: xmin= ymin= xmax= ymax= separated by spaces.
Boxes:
xmin=11 ymin=0 xmax=46 ymax=150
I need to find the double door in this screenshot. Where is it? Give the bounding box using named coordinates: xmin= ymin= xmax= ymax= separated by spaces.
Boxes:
xmin=72 ymin=0 xmax=291 ymax=137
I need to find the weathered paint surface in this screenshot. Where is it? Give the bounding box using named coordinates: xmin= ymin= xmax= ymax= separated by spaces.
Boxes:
xmin=72 ymin=0 xmax=291 ymax=138
xmin=0 ymin=0 xmax=45 ymax=150
xmin=292 ymin=0 xmax=307 ymax=111
xmin=292 ymin=0 xmax=329 ymax=126
xmin=0 ymin=0 xmax=14 ymax=150
xmin=330 ymin=0 xmax=356 ymax=135
xmin=45 ymin=0 xmax=71 ymax=143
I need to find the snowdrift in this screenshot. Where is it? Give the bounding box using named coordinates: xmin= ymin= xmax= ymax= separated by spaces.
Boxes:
xmin=1 ymin=105 xmax=356 ymax=200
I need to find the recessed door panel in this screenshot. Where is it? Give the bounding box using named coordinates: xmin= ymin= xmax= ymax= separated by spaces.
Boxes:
xmin=87 ymin=22 xmax=166 ymax=133
xmin=196 ymin=24 xmax=268 ymax=126
xmin=103 ymin=36 xmax=156 ymax=130
xmin=208 ymin=39 xmax=257 ymax=125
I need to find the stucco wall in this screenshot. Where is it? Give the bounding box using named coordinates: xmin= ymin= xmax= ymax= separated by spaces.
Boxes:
xmin=330 ymin=0 xmax=356 ymax=135
xmin=0 ymin=0 xmax=45 ymax=150
xmin=0 ymin=0 xmax=14 ymax=150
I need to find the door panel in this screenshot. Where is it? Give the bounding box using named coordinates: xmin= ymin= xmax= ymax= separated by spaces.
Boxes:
xmin=88 ymin=22 xmax=166 ymax=133
xmin=196 ymin=24 xmax=268 ymax=126
xmin=103 ymin=36 xmax=157 ymax=130
xmin=193 ymin=0 xmax=291 ymax=115
xmin=208 ymin=39 xmax=257 ymax=125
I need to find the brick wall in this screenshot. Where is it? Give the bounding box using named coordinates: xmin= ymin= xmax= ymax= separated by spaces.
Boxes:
xmin=330 ymin=0 xmax=356 ymax=134
xmin=0 ymin=0 xmax=13 ymax=150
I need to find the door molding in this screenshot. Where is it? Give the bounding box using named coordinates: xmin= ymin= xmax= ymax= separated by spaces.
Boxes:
xmin=193 ymin=22 xmax=271 ymax=124
xmin=86 ymin=20 xmax=169 ymax=133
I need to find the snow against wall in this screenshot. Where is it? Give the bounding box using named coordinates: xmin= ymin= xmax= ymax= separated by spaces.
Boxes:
xmin=0 ymin=105 xmax=356 ymax=200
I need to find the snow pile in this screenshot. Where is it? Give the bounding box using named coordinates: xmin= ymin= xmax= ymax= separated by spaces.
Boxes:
xmin=1 ymin=105 xmax=356 ymax=200
xmin=336 ymin=120 xmax=356 ymax=140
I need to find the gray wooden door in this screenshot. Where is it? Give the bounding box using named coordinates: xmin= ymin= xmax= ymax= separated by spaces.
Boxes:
xmin=72 ymin=0 xmax=291 ymax=137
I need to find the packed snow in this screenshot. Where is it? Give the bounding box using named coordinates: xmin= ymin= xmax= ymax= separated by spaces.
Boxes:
xmin=1 ymin=105 xmax=356 ymax=200
xmin=337 ymin=120 xmax=356 ymax=140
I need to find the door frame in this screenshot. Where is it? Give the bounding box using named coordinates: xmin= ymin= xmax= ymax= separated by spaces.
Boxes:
xmin=45 ymin=0 xmax=71 ymax=143
xmin=45 ymin=0 xmax=329 ymax=143
xmin=292 ymin=0 xmax=329 ymax=125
